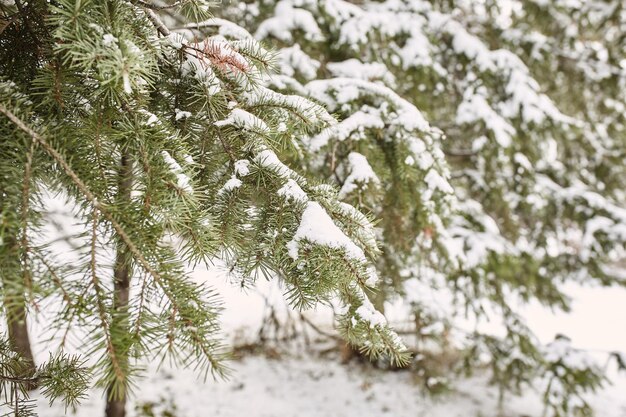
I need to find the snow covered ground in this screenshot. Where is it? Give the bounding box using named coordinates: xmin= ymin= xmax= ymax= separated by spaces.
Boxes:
xmin=5 ymin=194 xmax=626 ymax=417
xmin=26 ymin=262 xmax=626 ymax=417
xmin=33 ymin=353 xmax=626 ymax=417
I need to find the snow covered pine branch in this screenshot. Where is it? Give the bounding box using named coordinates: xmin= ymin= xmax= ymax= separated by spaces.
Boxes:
xmin=0 ymin=1 xmax=409 ymax=416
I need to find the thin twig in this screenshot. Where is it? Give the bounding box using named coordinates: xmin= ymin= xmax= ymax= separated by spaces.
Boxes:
xmin=142 ymin=8 xmax=171 ymax=36
xmin=135 ymin=0 xmax=182 ymax=10
xmin=299 ymin=313 xmax=340 ymax=340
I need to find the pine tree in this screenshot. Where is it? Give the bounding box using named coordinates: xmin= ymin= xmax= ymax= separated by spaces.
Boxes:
xmin=215 ymin=0 xmax=625 ymax=414
xmin=0 ymin=1 xmax=407 ymax=416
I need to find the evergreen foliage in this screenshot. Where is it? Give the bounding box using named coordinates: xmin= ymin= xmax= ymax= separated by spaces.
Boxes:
xmin=0 ymin=337 xmax=90 ymax=417
xmin=1 ymin=0 xmax=407 ymax=415
xmin=1 ymin=0 xmax=624 ymax=415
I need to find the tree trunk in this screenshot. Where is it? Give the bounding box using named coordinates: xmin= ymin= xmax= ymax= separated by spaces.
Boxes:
xmin=5 ymin=288 xmax=37 ymax=390
xmin=1 ymin=233 xmax=37 ymax=390
xmin=105 ymin=152 xmax=133 ymax=417
xmin=104 ymin=247 xmax=130 ymax=417
xmin=105 ymin=245 xmax=131 ymax=417
xmin=106 ymin=387 xmax=126 ymax=417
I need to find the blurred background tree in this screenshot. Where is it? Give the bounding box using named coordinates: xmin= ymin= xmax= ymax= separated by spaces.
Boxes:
xmin=207 ymin=0 xmax=625 ymax=414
